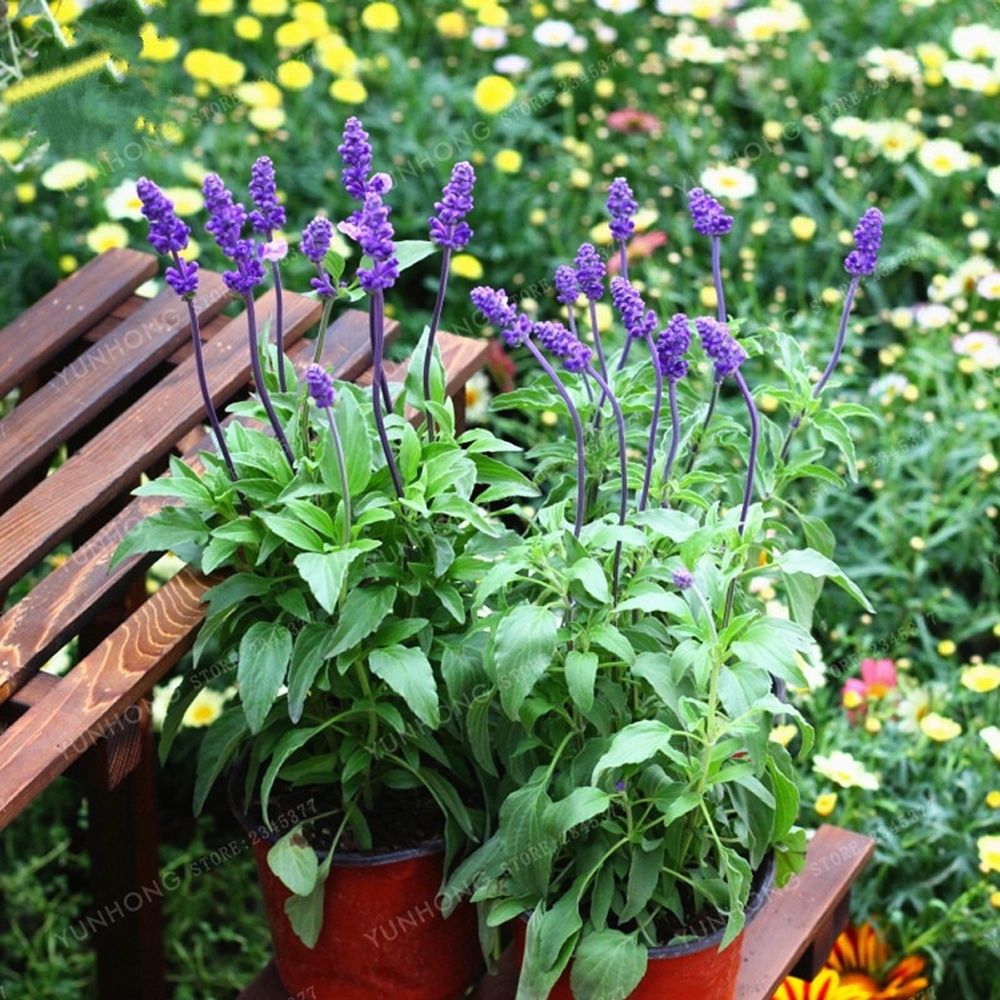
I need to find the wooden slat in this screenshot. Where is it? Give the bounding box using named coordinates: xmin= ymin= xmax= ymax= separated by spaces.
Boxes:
xmin=0 ymin=288 xmax=321 ymax=593
xmin=0 ymin=273 xmax=232 ymax=497
xmin=0 ymin=310 xmax=375 ymax=705
xmin=0 ymin=249 xmax=158 ymax=398
xmin=0 ymin=567 xmax=211 ymax=830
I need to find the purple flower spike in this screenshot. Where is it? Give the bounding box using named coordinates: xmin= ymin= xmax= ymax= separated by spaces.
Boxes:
xmin=338 ymin=116 xmax=374 ymax=202
xmin=470 ymin=286 xmax=531 ymax=348
xmin=136 ymin=178 xmax=190 ymax=256
xmin=248 ymin=156 xmax=286 ymax=235
xmin=688 ymin=187 xmax=733 ymax=237
xmin=429 ymin=161 xmax=475 ymax=251
xmin=655 ymin=313 xmax=691 ymax=382
xmin=356 ymin=192 xmax=399 ymax=293
xmin=302 ymin=217 xmax=333 ymax=263
xmin=695 ymin=316 xmax=746 ymax=379
xmin=844 ymin=207 xmax=884 ymax=277
xmin=574 ymin=243 xmax=606 ymax=300
xmin=610 ymin=276 xmax=657 ymax=341
xmin=673 ymin=567 xmax=694 ymax=590
xmin=165 ymin=256 xmax=200 ymax=298
xmin=554 ymin=265 xmax=580 ymax=305
xmin=306 ymin=363 xmax=336 ymax=408
xmin=203 ymin=173 xmax=249 ymax=259
xmin=607 ymin=177 xmax=638 ymax=241
xmin=533 ymin=321 xmax=592 ymax=374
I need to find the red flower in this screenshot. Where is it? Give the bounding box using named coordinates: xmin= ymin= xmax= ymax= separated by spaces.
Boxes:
xmin=606 ymin=108 xmax=661 ymax=135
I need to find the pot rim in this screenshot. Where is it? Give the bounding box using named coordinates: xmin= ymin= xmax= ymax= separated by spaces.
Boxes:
xmin=227 ymin=751 xmax=446 ymax=868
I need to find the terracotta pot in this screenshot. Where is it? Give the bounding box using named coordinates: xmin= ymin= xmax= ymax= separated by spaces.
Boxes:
xmin=230 ymin=771 xmax=482 ymax=1000
xmin=518 ymin=856 xmax=774 ymax=1000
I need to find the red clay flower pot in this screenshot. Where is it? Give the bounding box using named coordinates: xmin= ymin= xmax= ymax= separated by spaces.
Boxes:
xmin=230 ymin=774 xmax=481 ymax=999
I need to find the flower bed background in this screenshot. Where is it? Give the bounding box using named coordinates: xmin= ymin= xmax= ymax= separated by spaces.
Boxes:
xmin=1 ymin=0 xmax=999 ymax=997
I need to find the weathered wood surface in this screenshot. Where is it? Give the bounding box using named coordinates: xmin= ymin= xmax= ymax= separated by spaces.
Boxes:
xmin=0 ymin=248 xmax=157 ymax=398
xmin=237 ymin=827 xmax=874 ymax=1000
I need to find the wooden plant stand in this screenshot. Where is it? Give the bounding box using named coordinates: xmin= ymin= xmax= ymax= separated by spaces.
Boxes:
xmin=0 ymin=248 xmax=489 ymax=1000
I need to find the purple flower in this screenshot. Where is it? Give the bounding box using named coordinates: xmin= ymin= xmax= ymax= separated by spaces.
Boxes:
xmin=470 ymin=286 xmax=532 ymax=348
xmin=554 ymin=265 xmax=580 ymax=305
xmin=203 ymin=173 xmax=249 ymax=259
xmin=656 ymin=314 xmax=691 ymax=382
xmin=533 ymin=321 xmax=592 ymax=373
xmin=610 ymin=276 xmax=657 ymax=341
xmin=429 ymin=161 xmax=475 ymax=251
xmin=844 ymin=207 xmax=884 ymax=277
xmin=306 ymin=363 xmax=336 ymax=408
xmin=355 ymin=191 xmax=399 ymax=293
xmin=338 ymin=116 xmax=373 ymax=202
xmin=688 ymin=187 xmax=733 ymax=237
xmin=301 ymin=217 xmax=333 ymax=263
xmin=136 ymin=178 xmax=190 ymax=256
xmin=164 ymin=256 xmax=200 ymax=298
xmin=695 ymin=316 xmax=746 ymax=379
xmin=311 ymin=272 xmax=337 ymax=298
xmin=672 ymin=567 xmax=694 ymax=590
xmin=607 ymin=177 xmax=637 ymax=241
xmin=574 ymin=243 xmax=606 ymax=300
xmin=248 ymin=155 xmax=286 ymax=235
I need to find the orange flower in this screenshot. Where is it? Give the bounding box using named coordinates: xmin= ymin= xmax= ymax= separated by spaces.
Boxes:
xmin=773 ymin=969 xmax=844 ymax=999
xmin=826 ymin=923 xmax=930 ymax=999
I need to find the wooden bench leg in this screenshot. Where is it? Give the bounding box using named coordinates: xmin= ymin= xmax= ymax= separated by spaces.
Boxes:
xmin=87 ymin=702 xmax=166 ymax=1000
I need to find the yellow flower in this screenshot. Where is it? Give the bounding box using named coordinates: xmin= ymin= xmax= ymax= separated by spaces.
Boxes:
xmin=493 ymin=149 xmax=522 ymax=173
xmin=139 ymin=23 xmax=180 ymax=61
xmin=329 ymin=78 xmax=367 ymax=104
xmin=274 ymin=19 xmax=313 ymax=48
xmin=234 ymin=15 xmax=263 ymax=40
xmin=699 ymin=285 xmax=717 ymax=310
xmin=909 ymin=536 xmax=925 ymax=552
xmin=450 ymin=254 xmax=484 ymax=280
xmin=316 ymin=41 xmax=359 ymax=77
xmin=937 ymin=639 xmax=956 ymax=656
xmin=237 ymin=80 xmax=283 ymax=108
xmin=292 ymin=0 xmax=326 ymax=23
xmin=986 ymin=791 xmax=1000 ymax=809
xmin=277 ymin=59 xmax=314 ymax=89
xmin=789 ymin=215 xmax=817 ymax=241
xmin=477 ymin=3 xmax=509 ymax=26
xmin=473 ymin=75 xmax=517 ymax=115
xmin=182 ymin=688 xmax=229 ymax=728
xmin=161 ymin=187 xmax=205 ymax=216
xmin=978 ymin=454 xmax=999 ymax=474
xmin=813 ymin=750 xmax=879 ymax=790
xmin=814 ymin=792 xmax=838 ymax=817
xmin=15 ymin=182 xmax=36 ymax=203
xmin=917 ymin=138 xmax=973 ymax=177
xmin=85 ymin=222 xmax=130 ymax=255
xmin=183 ymin=49 xmax=246 ymax=87
xmin=982 ymin=726 xmax=1000 ymax=761
xmin=991 ymin=891 xmax=1000 ymax=909
xmin=962 ymin=664 xmax=1000 ymax=693
xmin=196 ymin=0 xmax=233 ymax=13
xmin=842 ymin=689 xmax=864 ymax=710
xmin=920 ymin=712 xmax=962 ymax=742
xmin=249 ymin=107 xmax=287 ymax=131
xmin=40 ymin=158 xmax=98 ymax=191
xmin=433 ymin=11 xmax=467 ymax=37
xmin=978 ymin=835 xmax=1000 ymax=875
xmin=769 ymin=724 xmax=797 ymax=747
xmin=361 ymin=1 xmax=400 ymax=31
xmin=59 ymin=254 xmax=78 ymax=273
xmin=864 ymin=716 xmax=882 ymax=734
xmin=595 ymin=78 xmax=615 ymax=99
xmin=249 ymin=0 xmax=288 ymax=13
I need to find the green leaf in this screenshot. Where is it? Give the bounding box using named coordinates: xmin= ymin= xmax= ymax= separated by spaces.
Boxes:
xmin=545 ymin=787 xmax=610 ymax=837
xmin=592 ymin=721 xmax=685 ymax=783
xmin=326 ymin=585 xmax=397 ymax=658
xmin=493 ymin=606 xmax=559 ymax=719
xmin=775 ymin=548 xmax=873 ymax=611
xmin=588 ymin=624 xmax=635 ymax=666
xmin=193 ymin=708 xmax=249 ymax=815
xmin=564 ymin=650 xmax=598 ymax=713
xmin=567 ymin=557 xmax=611 ymax=605
xmin=284 ymin=879 xmax=326 ymax=948
xmin=287 ymin=622 xmax=335 ymax=723
xmin=319 ymin=387 xmax=371 ymax=496
xmin=267 ymin=830 xmax=319 ymax=896
xmin=397 ymin=421 xmax=422 ymax=484
xmin=259 ymin=512 xmax=326 ymax=553
xmin=202 ymin=572 xmax=274 ymax=613
xmin=294 ymin=548 xmax=363 ymax=614
xmin=469 ymin=453 xmax=540 ymax=504
xmin=369 ymin=645 xmax=440 ymax=728
xmin=569 ymin=928 xmax=647 ymax=1000
xmin=111 ymin=506 xmax=209 ymax=564
xmin=621 ymin=840 xmax=665 ymax=922
xmin=518 ymin=892 xmax=583 ymax=999
xmin=238 ymin=622 xmax=293 ymax=733
xmin=321 ymin=247 xmax=347 ymax=283
xmin=466 ymin=691 xmax=497 ymax=777
xmin=812 ymin=408 xmax=857 ymax=479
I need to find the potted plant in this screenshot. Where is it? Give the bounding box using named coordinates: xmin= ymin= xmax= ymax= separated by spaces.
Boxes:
xmin=438 ymin=188 xmax=885 ymax=999
xmin=114 ymin=119 xmax=538 ymax=1000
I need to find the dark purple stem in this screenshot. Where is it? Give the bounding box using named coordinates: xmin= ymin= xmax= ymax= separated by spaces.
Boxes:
xmin=590 ymin=300 xmax=612 ymax=417
xmin=639 ymin=331 xmax=664 ymax=512
xmin=525 ymin=339 xmax=587 ymax=538
xmin=246 ymin=294 xmax=295 ymax=468
xmin=779 ymin=274 xmax=860 ymax=465
xmin=661 ymin=381 xmax=682 ymax=495
xmin=712 ymin=235 xmax=726 ymax=323
xmin=370 ymin=290 xmax=404 ymax=498
xmin=423 ymin=248 xmax=452 ymax=442
xmin=270 ymin=260 xmax=287 ymax=392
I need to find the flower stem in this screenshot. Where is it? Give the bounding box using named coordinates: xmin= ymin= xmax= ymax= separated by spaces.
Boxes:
xmin=661 ymin=381 xmax=682 ymax=496
xmin=245 ymin=295 xmax=295 ymax=469
xmin=639 ymin=331 xmax=664 ymax=512
xmin=712 ymin=235 xmax=726 ymax=323
xmin=324 ymin=406 xmax=352 ymax=547
xmin=423 ymin=248 xmax=452 ymax=442
xmin=311 ymin=294 xmax=336 ymax=364
xmin=370 ymin=290 xmax=404 ymax=498
xmin=270 ymin=260 xmax=287 ymax=392
xmin=526 ymin=340 xmax=586 ymax=538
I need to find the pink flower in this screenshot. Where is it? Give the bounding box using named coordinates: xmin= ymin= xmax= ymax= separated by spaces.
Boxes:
xmin=841 ymin=658 xmax=897 ymax=722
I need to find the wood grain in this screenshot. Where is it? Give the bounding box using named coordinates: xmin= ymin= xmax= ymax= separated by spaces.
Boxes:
xmin=0 ymin=248 xmax=157 ymax=398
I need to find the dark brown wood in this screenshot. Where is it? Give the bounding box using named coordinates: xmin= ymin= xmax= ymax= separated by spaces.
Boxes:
xmin=88 ymin=699 xmax=166 ymax=1000
xmin=0 ymin=288 xmax=321 ymax=593
xmin=0 ymin=248 xmax=157 ymax=398
xmin=0 ymin=272 xmax=231 ymax=497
